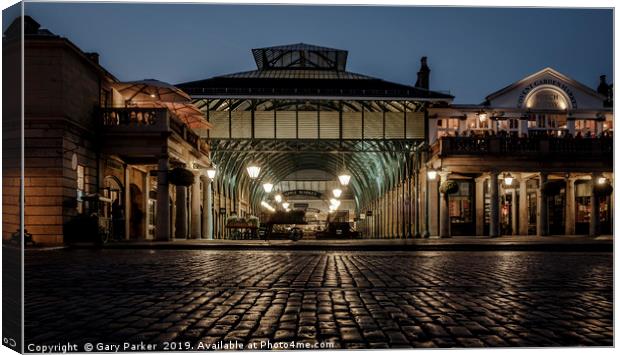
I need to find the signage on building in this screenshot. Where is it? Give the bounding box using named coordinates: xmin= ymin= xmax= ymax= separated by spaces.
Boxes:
xmin=282 ymin=190 xmax=323 ymax=198
xmin=517 ymin=78 xmax=578 ymax=109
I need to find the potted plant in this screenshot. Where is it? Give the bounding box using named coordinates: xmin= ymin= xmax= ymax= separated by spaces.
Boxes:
xmin=168 ymin=167 xmax=194 ymax=186
xmin=247 ymin=215 xmax=260 ymax=228
xmin=439 ymin=180 xmax=459 ymax=195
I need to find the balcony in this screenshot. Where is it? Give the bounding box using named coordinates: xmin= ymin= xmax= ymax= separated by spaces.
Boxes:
xmin=433 ymin=136 xmax=613 ymax=159
xmin=101 ymin=107 xmax=209 ymax=155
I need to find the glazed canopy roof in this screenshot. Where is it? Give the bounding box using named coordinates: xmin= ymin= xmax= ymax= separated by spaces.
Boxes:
xmin=176 ymin=43 xmax=453 ymax=101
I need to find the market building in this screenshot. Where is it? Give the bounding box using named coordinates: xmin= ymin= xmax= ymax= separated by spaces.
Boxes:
xmin=422 ymin=68 xmax=613 ymax=238
xmin=176 ymin=43 xmax=453 ymax=239
xmin=3 ymin=17 xmax=214 ymax=245
xmin=4 ymin=16 xmax=613 ymax=245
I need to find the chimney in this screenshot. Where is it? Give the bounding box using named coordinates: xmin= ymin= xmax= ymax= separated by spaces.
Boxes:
xmin=415 ymin=56 xmax=430 ymax=90
xmin=597 ymin=75 xmax=609 ymax=96
xmin=86 ymin=52 xmax=100 ymax=64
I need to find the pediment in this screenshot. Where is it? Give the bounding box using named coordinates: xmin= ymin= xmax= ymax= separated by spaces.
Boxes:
xmin=485 ymin=68 xmax=606 ymax=110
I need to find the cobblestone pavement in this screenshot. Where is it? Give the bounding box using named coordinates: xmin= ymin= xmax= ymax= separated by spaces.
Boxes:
xmin=24 ymin=250 xmax=612 ymax=349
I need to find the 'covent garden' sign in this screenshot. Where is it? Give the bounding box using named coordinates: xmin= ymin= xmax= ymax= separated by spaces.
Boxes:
xmin=517 ymin=78 xmax=579 ymax=109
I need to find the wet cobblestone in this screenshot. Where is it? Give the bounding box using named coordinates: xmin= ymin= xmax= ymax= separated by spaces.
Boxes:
xmin=25 ymin=250 xmax=612 ymax=349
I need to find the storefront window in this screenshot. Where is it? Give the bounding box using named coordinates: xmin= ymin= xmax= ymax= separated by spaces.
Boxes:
xmin=76 ymin=165 xmax=85 ymax=214
xmin=575 ymin=120 xmax=596 ymax=135
xmin=436 ymin=118 xmax=459 ymax=138
xmin=449 ymin=181 xmax=472 ymax=223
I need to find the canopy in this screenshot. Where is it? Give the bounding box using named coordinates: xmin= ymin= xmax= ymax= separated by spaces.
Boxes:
xmin=113 ymin=79 xmax=191 ymax=103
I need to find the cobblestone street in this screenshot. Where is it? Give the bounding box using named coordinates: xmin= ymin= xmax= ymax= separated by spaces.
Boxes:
xmin=24 ymin=249 xmax=612 ymax=349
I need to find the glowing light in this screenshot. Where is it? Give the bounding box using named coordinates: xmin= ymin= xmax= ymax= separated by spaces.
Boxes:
xmin=478 ymin=111 xmax=488 ymax=122
xmin=338 ymin=173 xmax=351 ymax=186
xmin=330 ymin=199 xmax=341 ymax=208
xmin=282 ymin=202 xmax=290 ymax=209
xmin=206 ymin=166 xmax=217 ymax=180
xmin=274 ymin=194 xmax=282 ymax=203
xmin=427 ymin=170 xmax=438 ymax=181
xmin=597 ymin=177 xmax=607 ymax=185
xmin=262 ymin=183 xmax=273 ymax=193
xmin=246 ymin=164 xmax=261 ymax=179
xmin=261 ymin=201 xmax=275 ymax=212
xmin=332 ymin=188 xmax=342 ymax=198
xmin=504 ymin=175 xmax=514 ymax=186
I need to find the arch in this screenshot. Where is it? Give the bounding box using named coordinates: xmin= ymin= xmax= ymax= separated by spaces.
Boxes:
xmin=523 ymin=85 xmax=572 ymax=110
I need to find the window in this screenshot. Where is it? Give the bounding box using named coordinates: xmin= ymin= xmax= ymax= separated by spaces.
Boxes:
xmin=575 ymin=120 xmax=596 ymax=135
xmin=436 ymin=118 xmax=459 ymax=138
xmin=76 ymin=165 xmax=85 ymax=213
xmin=449 ymin=181 xmax=472 ymax=224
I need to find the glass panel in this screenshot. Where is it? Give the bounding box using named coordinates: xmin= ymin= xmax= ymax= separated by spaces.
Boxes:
xmin=364 ymin=112 xmax=383 ymax=139
xmin=254 ymin=111 xmax=274 ymax=138
xmin=275 ymin=111 xmax=296 ymax=139
xmin=406 ymin=111 xmax=424 ymax=139
xmin=319 ymin=111 xmax=339 ymax=139
xmin=298 ymin=111 xmax=318 ymax=139
xmin=385 ymin=112 xmax=404 ymax=139
xmin=208 ymin=110 xmax=229 ymax=138
xmin=342 ymin=111 xmax=362 ymax=139
xmin=230 ymin=111 xmax=251 ymax=138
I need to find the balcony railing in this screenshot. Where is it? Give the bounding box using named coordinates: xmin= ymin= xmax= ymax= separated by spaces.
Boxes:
xmin=100 ymin=107 xmax=209 ymax=155
xmin=434 ymin=136 xmax=613 ymax=158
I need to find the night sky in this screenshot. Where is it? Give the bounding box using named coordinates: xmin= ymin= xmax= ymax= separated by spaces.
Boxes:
xmin=4 ymin=3 xmax=613 ymax=103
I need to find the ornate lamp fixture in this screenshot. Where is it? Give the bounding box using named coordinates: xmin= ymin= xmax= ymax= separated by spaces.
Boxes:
xmin=338 ymin=152 xmax=351 ymax=186
xmin=206 ymin=164 xmax=217 ymax=180
xmin=504 ymin=173 xmax=514 ymax=186
xmin=246 ymin=162 xmax=261 ymax=179
xmin=282 ymin=202 xmax=290 ymax=209
xmin=274 ymin=194 xmax=282 ymax=203
xmin=332 ymin=188 xmax=342 ymax=198
xmin=427 ymin=169 xmax=438 ymax=181
xmin=262 ymin=183 xmax=273 ymax=193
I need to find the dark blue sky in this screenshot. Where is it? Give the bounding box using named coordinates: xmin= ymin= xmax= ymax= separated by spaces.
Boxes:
xmin=6 ymin=3 xmax=613 ymax=103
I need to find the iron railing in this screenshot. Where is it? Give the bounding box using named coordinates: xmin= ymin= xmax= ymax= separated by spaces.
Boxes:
xmin=434 ymin=136 xmax=613 ymax=157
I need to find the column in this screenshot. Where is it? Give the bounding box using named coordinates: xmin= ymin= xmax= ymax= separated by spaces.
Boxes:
xmin=537 ymin=173 xmax=549 ymax=236
xmin=428 ymin=177 xmax=439 ymax=237
xmin=566 ymin=118 xmax=576 ymax=136
xmin=155 ymin=155 xmax=170 ymax=241
xmin=518 ymin=118 xmax=528 ymax=136
xmin=190 ymin=173 xmax=201 ymax=239
xmin=439 ymin=172 xmax=451 ymax=238
xmin=511 ymin=187 xmax=518 ymax=235
xmin=175 ymin=185 xmax=188 ymax=239
xmin=124 ymin=165 xmax=131 ymax=240
xmin=565 ymin=175 xmax=576 ymax=235
xmin=518 ymin=176 xmax=529 ymax=235
xmin=143 ymin=172 xmax=150 ymax=239
xmin=489 ymin=171 xmax=500 ymax=238
xmin=475 ymin=176 xmax=485 ymax=236
xmin=201 ymin=176 xmax=213 ymax=240
xmin=414 ymin=172 xmax=421 ymax=238
xmin=589 ymin=174 xmax=600 ymax=237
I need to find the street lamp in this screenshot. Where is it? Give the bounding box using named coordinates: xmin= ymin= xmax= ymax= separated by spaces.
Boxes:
xmin=246 ymin=163 xmax=261 ymax=179
xmin=274 ymin=194 xmax=282 ymax=203
xmin=598 ymin=177 xmax=607 ymax=185
xmin=427 ymin=169 xmax=438 ymax=181
xmin=330 ymin=198 xmax=341 ymax=209
xmin=282 ymin=202 xmax=290 ymax=209
xmin=504 ymin=173 xmax=514 ymax=186
xmin=262 ymin=183 xmax=273 ymax=193
xmin=332 ymin=188 xmax=342 ymax=198
xmin=206 ymin=164 xmax=217 ymax=180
